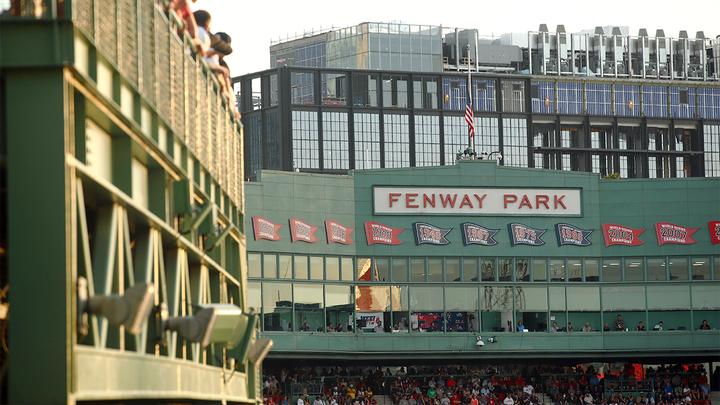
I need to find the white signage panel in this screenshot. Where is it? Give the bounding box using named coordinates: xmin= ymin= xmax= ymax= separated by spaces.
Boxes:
xmin=373 ymin=187 xmax=582 ymax=216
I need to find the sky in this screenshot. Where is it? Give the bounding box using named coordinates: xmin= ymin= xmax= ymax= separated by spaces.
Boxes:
xmin=197 ymin=0 xmax=720 ymax=77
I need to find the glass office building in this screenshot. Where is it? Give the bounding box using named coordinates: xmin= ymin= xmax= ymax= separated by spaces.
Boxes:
xmin=247 ymin=23 xmax=720 ymax=182
xmin=238 ymin=66 xmax=720 ymax=179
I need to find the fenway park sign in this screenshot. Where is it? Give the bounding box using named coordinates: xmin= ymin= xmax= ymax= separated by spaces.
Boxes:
xmin=374 ymin=187 xmax=581 ymax=216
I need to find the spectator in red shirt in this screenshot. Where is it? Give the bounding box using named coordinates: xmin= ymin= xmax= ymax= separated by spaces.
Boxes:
xmin=167 ymin=0 xmax=204 ymax=55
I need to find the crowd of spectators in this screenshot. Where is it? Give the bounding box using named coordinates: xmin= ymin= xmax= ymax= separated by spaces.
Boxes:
xmin=542 ymin=316 xmax=712 ymax=334
xmin=261 ymin=364 xmax=716 ymax=405
xmin=165 ymin=0 xmax=240 ymax=118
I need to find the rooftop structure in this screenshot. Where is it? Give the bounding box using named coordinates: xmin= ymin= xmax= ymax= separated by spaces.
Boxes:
xmin=268 ymin=22 xmax=720 ymax=80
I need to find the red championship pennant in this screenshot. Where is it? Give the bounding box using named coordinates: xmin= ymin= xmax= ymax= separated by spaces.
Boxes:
xmin=325 ymin=220 xmax=355 ymax=244
xmin=289 ymin=218 xmax=319 ymax=243
xmin=252 ymin=216 xmax=283 ymax=241
xmin=364 ymin=221 xmax=404 ymax=245
xmin=710 ymin=221 xmax=720 ymax=245
xmin=601 ymin=223 xmax=645 ymax=247
xmin=655 ymin=222 xmax=699 ymax=246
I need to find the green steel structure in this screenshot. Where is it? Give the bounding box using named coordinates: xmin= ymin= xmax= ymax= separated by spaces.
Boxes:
xmin=245 ymin=161 xmax=720 ymax=364
xmin=0 ymin=1 xmax=259 ymax=404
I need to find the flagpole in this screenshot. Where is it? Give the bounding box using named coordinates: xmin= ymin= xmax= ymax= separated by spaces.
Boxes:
xmin=467 ymin=44 xmax=475 ymax=155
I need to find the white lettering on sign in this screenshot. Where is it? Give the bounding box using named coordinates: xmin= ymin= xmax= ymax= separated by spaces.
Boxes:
xmin=374 ymin=187 xmax=582 ymax=216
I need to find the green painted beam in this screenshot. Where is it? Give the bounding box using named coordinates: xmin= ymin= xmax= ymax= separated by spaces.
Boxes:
xmin=6 ymin=69 xmax=71 ymax=404
xmin=261 ymin=330 xmax=720 ymax=361
xmin=0 ymin=20 xmax=74 ymax=68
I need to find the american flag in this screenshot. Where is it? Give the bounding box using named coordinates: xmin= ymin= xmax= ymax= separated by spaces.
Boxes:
xmin=465 ymin=80 xmax=474 ymax=138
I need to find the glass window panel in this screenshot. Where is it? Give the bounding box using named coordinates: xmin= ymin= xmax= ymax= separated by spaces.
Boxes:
xmin=341 ymin=257 xmax=354 ymax=281
xmin=498 ymin=258 xmax=512 ymax=281
xmin=294 ymin=284 xmax=324 ymax=307
xmin=691 ymin=257 xmax=711 ymax=280
xmin=647 ymin=258 xmax=667 ymax=281
xmin=310 ymin=256 xmax=324 ymax=280
xmin=669 ymin=257 xmax=688 ymax=280
xmin=444 ymin=287 xmax=477 ymax=333
xmin=567 ymin=286 xmax=600 ymax=311
xmin=428 ymin=258 xmax=443 ymax=282
xmin=326 ymin=285 xmax=354 ymax=332
xmin=516 ymin=286 xmax=548 ymax=311
xmin=692 ymin=284 xmax=720 ymax=310
xmin=326 ymin=257 xmax=340 ymax=281
xmin=602 ymin=285 xmax=646 ymax=311
xmin=392 ymin=285 xmax=408 ymax=312
xmin=247 ymin=281 xmax=262 ymax=308
xmin=356 ymin=285 xmax=390 ymax=311
xmin=392 ymin=258 xmax=408 ymax=282
xmin=481 ymin=259 xmax=496 ymax=282
xmin=295 ymin=255 xmax=308 ymax=279
xmin=392 ymin=286 xmax=410 ymax=332
xmin=410 ymin=286 xmax=443 ymax=311
xmin=603 ymin=259 xmax=622 ymax=281
xmin=585 ymin=259 xmax=599 ymax=282
xmin=533 ymin=259 xmax=547 ymax=281
xmin=411 ymin=258 xmax=426 ymax=281
xmin=482 ymin=286 xmax=514 ymax=311
xmin=278 ymin=255 xmax=292 ymax=279
xmin=264 ymin=254 xmax=277 ymax=278
xmin=263 ymin=282 xmax=293 ymax=331
xmin=357 ymin=257 xmax=372 ymax=281
xmin=516 ymin=259 xmax=530 ymax=282
xmin=624 ymin=258 xmax=644 ymax=281
xmin=463 ymin=258 xmax=478 ymax=282
xmin=549 ymin=286 xmax=566 ymax=311
xmin=248 ymin=254 xmax=261 ymax=278
xmin=715 ymin=257 xmax=720 ymax=280
xmin=446 ymin=286 xmax=478 ymax=311
xmin=375 ymin=258 xmax=389 ymax=281
xmin=550 ymin=259 xmax=565 ymax=282
xmin=568 ymin=259 xmax=582 ymax=282
xmin=647 ymin=285 xmax=690 ymax=310
xmin=446 ymin=258 xmax=461 ymax=282
xmin=295 ymin=284 xmax=324 ymax=332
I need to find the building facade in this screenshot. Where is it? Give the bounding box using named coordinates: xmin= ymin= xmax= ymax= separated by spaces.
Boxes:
xmin=245 ymin=161 xmax=720 ymax=363
xmin=0 ymin=1 xmax=257 ymax=404
xmin=238 ymin=65 xmax=720 ymax=180
xmin=240 ymin=23 xmax=720 ymax=181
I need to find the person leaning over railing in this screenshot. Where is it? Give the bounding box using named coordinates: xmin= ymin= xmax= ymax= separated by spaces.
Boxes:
xmin=167 ymin=0 xmax=204 ymax=55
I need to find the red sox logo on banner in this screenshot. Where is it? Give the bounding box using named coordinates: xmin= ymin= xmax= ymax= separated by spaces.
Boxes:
xmin=252 ymin=216 xmax=283 ymax=241
xmin=325 ymin=220 xmax=355 ymax=244
xmin=709 ymin=221 xmax=720 ymax=245
xmin=364 ymin=221 xmax=404 ymax=245
xmin=289 ymin=218 xmax=319 ymax=243
xmin=601 ymin=223 xmax=645 ymax=247
xmin=655 ymin=222 xmax=699 ymax=246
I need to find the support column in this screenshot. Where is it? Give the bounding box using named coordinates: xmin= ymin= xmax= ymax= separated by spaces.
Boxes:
xmin=7 ymin=69 xmax=72 ymax=404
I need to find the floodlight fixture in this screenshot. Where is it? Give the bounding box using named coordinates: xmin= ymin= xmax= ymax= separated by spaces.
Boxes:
xmin=164 ymin=303 xmax=244 ymax=348
xmin=247 ymin=338 xmax=274 ymax=364
xmin=77 ymin=276 xmax=155 ymax=335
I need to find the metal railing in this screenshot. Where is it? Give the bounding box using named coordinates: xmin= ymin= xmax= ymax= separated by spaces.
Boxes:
xmin=52 ymin=0 xmax=244 ymax=209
